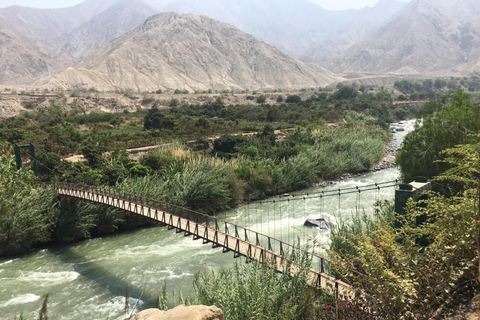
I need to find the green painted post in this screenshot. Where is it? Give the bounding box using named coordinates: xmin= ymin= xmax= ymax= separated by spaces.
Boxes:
xmin=14 ymin=145 xmax=22 ymax=170
xmin=13 ymin=144 xmax=38 ymax=176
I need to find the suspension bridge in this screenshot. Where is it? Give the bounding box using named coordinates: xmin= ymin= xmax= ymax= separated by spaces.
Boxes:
xmin=50 ymin=180 xmax=403 ymax=300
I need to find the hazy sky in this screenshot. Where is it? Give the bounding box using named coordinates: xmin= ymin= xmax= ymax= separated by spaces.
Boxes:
xmin=0 ymin=0 xmax=411 ymax=10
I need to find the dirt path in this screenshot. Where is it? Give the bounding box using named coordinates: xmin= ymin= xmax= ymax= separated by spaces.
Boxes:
xmin=64 ymin=128 xmax=295 ymax=162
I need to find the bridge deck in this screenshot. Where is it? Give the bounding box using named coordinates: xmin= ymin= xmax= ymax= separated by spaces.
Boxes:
xmin=53 ymin=183 xmax=352 ymax=299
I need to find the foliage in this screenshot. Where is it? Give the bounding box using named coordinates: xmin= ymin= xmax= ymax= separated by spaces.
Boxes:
xmin=397 ymin=89 xmax=480 ymax=180
xmin=394 ymin=76 xmax=480 ymax=100
xmin=0 ymin=154 xmax=135 ymax=255
xmin=121 ymin=155 xmax=236 ymax=214
xmin=333 ymin=86 xmax=358 ymax=100
xmin=0 ymin=156 xmax=56 ymax=255
xmin=329 ymin=142 xmax=480 ymax=319
xmin=436 ymin=139 xmax=480 ymax=281
xmin=126 ymin=119 xmax=388 ymax=209
xmin=144 ymin=106 xmax=165 ymax=130
xmin=187 ymin=257 xmax=325 ymax=320
xmin=285 ymin=95 xmax=302 ymax=104
xmin=256 ymin=95 xmax=266 ymax=104
xmin=213 ymin=134 xmax=247 ymax=155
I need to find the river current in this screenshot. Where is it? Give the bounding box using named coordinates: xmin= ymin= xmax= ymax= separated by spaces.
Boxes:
xmin=0 ymin=120 xmax=415 ymax=319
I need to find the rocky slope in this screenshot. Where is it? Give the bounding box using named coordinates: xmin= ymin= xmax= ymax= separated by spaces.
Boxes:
xmin=300 ymin=0 xmax=408 ymax=66
xmin=0 ymin=0 xmax=126 ymax=84
xmin=163 ymin=0 xmax=408 ymax=59
xmin=62 ymin=0 xmax=157 ymax=58
xmin=0 ymin=15 xmax=71 ymax=85
xmin=330 ymin=0 xmax=480 ymax=75
xmin=36 ymin=12 xmax=337 ymax=91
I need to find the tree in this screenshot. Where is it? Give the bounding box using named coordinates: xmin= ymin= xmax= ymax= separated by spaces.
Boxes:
xmin=144 ymin=106 xmax=164 ymax=130
xmin=213 ymin=134 xmax=246 ymax=154
xmin=81 ymin=136 xmax=106 ymax=168
xmin=267 ymin=107 xmax=279 ymax=122
xmin=261 ymin=124 xmax=276 ymax=145
xmin=256 ymin=95 xmax=266 ymax=104
xmin=285 ymin=95 xmax=301 ymax=104
xmin=436 ymin=139 xmax=480 ymax=280
xmin=333 ymin=86 xmax=358 ymax=100
xmin=397 ymin=90 xmax=480 ymax=180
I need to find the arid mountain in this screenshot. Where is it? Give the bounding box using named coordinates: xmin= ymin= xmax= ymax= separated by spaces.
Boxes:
xmin=0 ymin=15 xmax=71 ymax=85
xmin=0 ymin=0 xmax=128 ymax=84
xmin=330 ymin=0 xmax=480 ymax=75
xmin=0 ymin=0 xmax=122 ymax=44
xmin=63 ymin=0 xmax=157 ymax=57
xmin=300 ymin=0 xmax=408 ymax=65
xmin=36 ymin=13 xmax=337 ymax=91
xmin=162 ymin=0 xmax=405 ymax=59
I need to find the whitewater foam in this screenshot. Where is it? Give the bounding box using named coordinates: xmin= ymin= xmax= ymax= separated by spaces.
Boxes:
xmin=17 ymin=271 xmax=80 ymax=285
xmin=0 ymin=294 xmax=40 ymax=308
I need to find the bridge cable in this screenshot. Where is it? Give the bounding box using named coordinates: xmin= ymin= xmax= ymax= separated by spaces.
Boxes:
xmin=303 ymin=195 xmax=307 ymax=247
xmin=254 ymin=203 xmax=259 ymax=235
xmin=338 ymin=189 xmax=341 ymax=218
xmin=375 ymin=183 xmax=381 ymax=219
xmin=19 ymin=147 xmax=54 ymax=177
xmin=273 ymin=199 xmax=282 ymax=239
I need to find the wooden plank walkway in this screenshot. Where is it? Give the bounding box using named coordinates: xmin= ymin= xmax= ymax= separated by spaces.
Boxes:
xmin=53 ymin=183 xmax=352 ymax=298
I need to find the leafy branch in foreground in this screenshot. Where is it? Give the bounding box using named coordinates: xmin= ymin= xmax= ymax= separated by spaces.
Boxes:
xmin=436 ymin=137 xmax=480 ymax=283
xmin=329 ymin=141 xmax=480 ymax=319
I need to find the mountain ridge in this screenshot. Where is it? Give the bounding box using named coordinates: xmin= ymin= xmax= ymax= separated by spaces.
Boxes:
xmin=329 ymin=0 xmax=480 ymax=75
xmin=35 ymin=12 xmax=338 ymax=91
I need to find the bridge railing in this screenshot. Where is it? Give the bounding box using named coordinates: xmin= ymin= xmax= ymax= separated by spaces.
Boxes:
xmin=49 ymin=182 xmax=344 ymax=291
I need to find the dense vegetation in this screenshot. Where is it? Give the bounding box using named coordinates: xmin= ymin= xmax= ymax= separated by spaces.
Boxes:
xmin=397 ymin=89 xmax=480 ymax=180
xmin=3 ymin=88 xmax=479 ymax=318
xmin=0 ymin=151 xmax=139 ymax=255
xmin=394 ymin=76 xmax=480 ymax=100
xmin=118 ymin=118 xmax=388 ymax=214
xmin=327 ymin=141 xmax=479 ymax=319
xmin=165 ymin=90 xmax=480 ymax=319
xmin=182 ymin=258 xmax=364 ymax=320
xmin=0 ymin=86 xmax=407 ymax=254
xmin=326 ymin=90 xmax=480 ymax=318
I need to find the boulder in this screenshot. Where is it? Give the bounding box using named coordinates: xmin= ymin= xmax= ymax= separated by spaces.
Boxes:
xmin=304 ymin=218 xmax=329 ymax=229
xmin=130 ymin=305 xmax=224 ymax=320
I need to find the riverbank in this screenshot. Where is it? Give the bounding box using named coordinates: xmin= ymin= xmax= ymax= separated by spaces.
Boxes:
xmin=372 ymin=120 xmax=415 ymax=172
xmin=0 ymin=165 xmax=406 ymax=320
xmin=0 ymin=120 xmax=415 ymax=319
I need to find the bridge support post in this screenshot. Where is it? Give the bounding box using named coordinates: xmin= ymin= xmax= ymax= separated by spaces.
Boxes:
xmin=14 ymin=144 xmax=38 ymax=176
xmin=395 ymin=177 xmax=431 ymax=215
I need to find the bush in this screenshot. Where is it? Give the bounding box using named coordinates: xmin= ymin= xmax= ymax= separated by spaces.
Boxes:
xmin=256 ymin=95 xmax=266 ymax=104
xmin=213 ymin=134 xmax=247 ymax=154
xmin=189 ymin=257 xmax=322 ymax=320
xmin=285 ymin=95 xmax=302 ymax=104
xmin=397 ymin=90 xmax=480 ymax=179
xmin=243 ymin=146 xmax=259 ymax=158
xmin=162 ymin=159 xmax=234 ymax=213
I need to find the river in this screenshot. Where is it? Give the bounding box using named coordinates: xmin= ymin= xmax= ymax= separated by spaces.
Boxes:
xmin=0 ymin=120 xmax=415 ymax=319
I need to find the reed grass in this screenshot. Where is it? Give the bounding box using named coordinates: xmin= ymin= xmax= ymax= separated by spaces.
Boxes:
xmin=120 ymin=121 xmax=389 ymax=214
xmin=186 ymin=252 xmax=326 ymax=320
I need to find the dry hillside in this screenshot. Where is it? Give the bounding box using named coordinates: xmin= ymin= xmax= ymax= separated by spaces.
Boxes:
xmin=35 ymin=12 xmax=337 ymax=92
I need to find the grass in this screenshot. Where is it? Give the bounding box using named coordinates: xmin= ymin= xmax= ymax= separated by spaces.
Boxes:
xmin=118 ymin=119 xmax=389 ymax=214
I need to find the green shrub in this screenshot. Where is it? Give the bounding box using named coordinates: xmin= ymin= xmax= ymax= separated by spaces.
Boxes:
xmin=189 ymin=258 xmax=323 ymax=320
xmin=285 ymin=95 xmax=302 ymax=104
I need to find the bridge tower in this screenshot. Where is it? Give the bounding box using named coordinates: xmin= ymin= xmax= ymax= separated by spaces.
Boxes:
xmin=14 ymin=144 xmax=38 ymax=176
